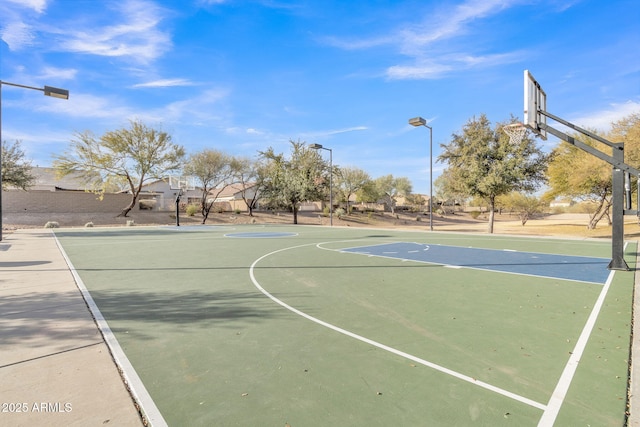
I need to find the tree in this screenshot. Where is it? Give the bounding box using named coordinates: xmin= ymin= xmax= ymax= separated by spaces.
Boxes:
xmin=374 ymin=174 xmax=412 ymax=214
xmin=233 ymin=156 xmax=267 ymax=217
xmin=259 ymin=140 xmax=327 ymax=224
xmin=544 ymin=136 xmax=611 ymax=229
xmin=498 ymin=192 xmax=546 ymax=226
xmin=438 ymin=114 xmax=549 ymax=233
xmin=545 ymin=113 xmax=640 ymax=229
xmin=53 ymin=120 xmax=185 ymax=217
xmin=434 ymin=170 xmax=467 ymax=214
xmin=184 ymin=149 xmax=240 ymax=224
xmin=1 ymin=140 xmax=35 ymax=190
xmin=355 ymin=179 xmax=382 ymax=204
xmin=404 ymin=193 xmax=426 ymax=212
xmin=335 ymin=166 xmax=371 ymax=213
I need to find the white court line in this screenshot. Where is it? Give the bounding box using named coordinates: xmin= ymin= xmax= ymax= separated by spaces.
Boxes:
xmin=336 ymin=242 xmax=606 ymax=286
xmin=53 ymin=233 xmax=168 ymax=427
xmin=250 ymin=242 xmax=547 ymax=411
xmin=537 ymin=257 xmax=620 ymax=426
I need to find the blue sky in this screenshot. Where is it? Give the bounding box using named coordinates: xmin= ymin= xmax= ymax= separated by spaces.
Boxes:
xmin=1 ymin=0 xmax=638 ymax=194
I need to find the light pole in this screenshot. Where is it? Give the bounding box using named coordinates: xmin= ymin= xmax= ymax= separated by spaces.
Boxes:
xmin=0 ymin=80 xmax=69 ymax=241
xmin=408 ymin=116 xmax=433 ymax=231
xmin=309 ymin=143 xmax=333 ymax=226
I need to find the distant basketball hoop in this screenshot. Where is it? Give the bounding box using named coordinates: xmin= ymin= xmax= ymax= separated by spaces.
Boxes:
xmin=503 ymin=123 xmax=527 ymax=145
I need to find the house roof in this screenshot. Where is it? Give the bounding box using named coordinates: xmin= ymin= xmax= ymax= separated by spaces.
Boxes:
xmin=210 ymin=182 xmax=257 ymax=198
xmin=29 ymin=167 xmax=93 ymax=191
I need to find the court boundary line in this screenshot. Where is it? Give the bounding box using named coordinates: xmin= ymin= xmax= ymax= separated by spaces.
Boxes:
xmin=339 ymin=240 xmax=612 ymax=261
xmin=537 ymin=255 xmax=620 ymax=426
xmin=330 ymin=241 xmax=608 ymax=285
xmin=53 ymin=233 xmax=168 ymax=427
xmin=249 ymin=241 xmax=547 ymax=411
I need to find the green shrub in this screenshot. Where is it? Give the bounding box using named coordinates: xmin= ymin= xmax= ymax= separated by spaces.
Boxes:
xmin=470 ymin=211 xmax=481 ymax=219
xmin=44 ymin=221 xmax=59 ymax=228
xmin=335 ymin=208 xmax=346 ymax=219
xmin=186 ymin=204 xmax=199 ymax=217
xmin=323 ymin=206 xmax=330 ymax=217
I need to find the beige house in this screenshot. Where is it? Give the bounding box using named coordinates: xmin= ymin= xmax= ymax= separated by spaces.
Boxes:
xmin=138 ymin=179 xmax=202 ymax=211
xmin=208 ymin=183 xmax=260 ymax=212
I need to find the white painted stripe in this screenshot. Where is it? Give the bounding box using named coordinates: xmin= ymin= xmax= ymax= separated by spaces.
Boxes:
xmin=337 ymin=245 xmax=606 ymax=286
xmin=250 ymin=242 xmax=547 ymax=411
xmin=53 ymin=234 xmax=167 ymax=427
xmin=537 ymin=256 xmax=621 ymax=426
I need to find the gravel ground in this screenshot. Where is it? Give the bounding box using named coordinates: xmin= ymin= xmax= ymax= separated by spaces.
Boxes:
xmin=1 ymin=209 xmax=596 ymax=236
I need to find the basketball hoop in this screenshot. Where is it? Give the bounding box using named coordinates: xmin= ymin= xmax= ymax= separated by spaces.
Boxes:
xmin=503 ymin=123 xmax=527 ymax=145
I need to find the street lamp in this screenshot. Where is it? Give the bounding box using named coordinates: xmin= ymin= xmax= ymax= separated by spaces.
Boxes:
xmin=408 ymin=116 xmax=433 ymax=231
xmin=0 ymin=80 xmax=69 ymax=241
xmin=309 ymin=143 xmax=333 ymax=226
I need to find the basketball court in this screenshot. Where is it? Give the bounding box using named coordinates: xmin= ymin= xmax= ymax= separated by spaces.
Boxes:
xmin=52 ymin=224 xmax=635 ymax=426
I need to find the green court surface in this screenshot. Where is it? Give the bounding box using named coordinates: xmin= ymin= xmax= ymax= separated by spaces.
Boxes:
xmin=54 ymin=225 xmax=635 ymax=426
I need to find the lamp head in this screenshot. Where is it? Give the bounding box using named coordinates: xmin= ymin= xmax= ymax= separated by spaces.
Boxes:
xmin=44 ymin=86 xmax=69 ymax=99
xmin=408 ymin=117 xmax=427 ymax=127
xmin=309 ymin=143 xmax=323 ymax=149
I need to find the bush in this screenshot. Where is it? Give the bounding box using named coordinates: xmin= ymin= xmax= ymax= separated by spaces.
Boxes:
xmin=335 ymin=208 xmax=346 ymax=219
xmin=84 ymin=222 xmax=94 ymax=228
xmin=323 ymin=206 xmax=330 ymax=217
xmin=44 ymin=221 xmax=59 ymax=228
xmin=139 ymin=199 xmax=156 ymax=210
xmin=186 ymin=204 xmax=199 ymax=217
xmin=470 ymin=211 xmax=481 ymax=219
xmin=126 ymin=220 xmax=135 ymax=226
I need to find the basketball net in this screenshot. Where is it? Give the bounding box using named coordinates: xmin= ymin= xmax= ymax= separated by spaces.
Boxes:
xmin=503 ymin=123 xmax=527 ymax=145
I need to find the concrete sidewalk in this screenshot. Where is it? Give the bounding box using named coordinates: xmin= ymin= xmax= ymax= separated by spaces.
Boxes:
xmin=0 ymin=229 xmax=143 ymax=427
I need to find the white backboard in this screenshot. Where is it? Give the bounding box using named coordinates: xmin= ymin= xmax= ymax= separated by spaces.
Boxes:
xmin=524 ymin=70 xmax=547 ymax=140
xmin=169 ymin=176 xmax=196 ymax=191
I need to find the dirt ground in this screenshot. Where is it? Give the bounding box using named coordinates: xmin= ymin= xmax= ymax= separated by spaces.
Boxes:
xmin=3 ymin=209 xmax=640 ymax=239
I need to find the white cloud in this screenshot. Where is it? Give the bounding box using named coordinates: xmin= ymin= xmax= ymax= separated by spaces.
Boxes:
xmin=300 ymin=126 xmax=368 ymax=139
xmin=570 ymin=101 xmax=640 ymax=131
xmin=125 ymin=88 xmax=232 ymax=126
xmin=5 ymin=0 xmax=48 ymax=13
xmin=57 ymin=0 xmax=171 ymax=63
xmin=0 ymin=21 xmax=35 ymax=49
xmin=387 ymin=62 xmax=453 ymax=80
xmin=386 ymin=51 xmax=523 ymax=80
xmin=321 ymin=34 xmax=394 ymax=51
xmin=37 ymin=66 xmax=78 ymax=81
xmin=36 ymin=93 xmax=134 ymax=119
xmin=326 ymin=126 xmax=368 ymax=135
xmin=132 ymin=79 xmax=195 ymax=88
xmin=1 ymin=0 xmax=48 ymax=50
xmin=400 ymin=0 xmax=514 ymax=49
xmin=325 ymin=0 xmax=523 ymax=80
